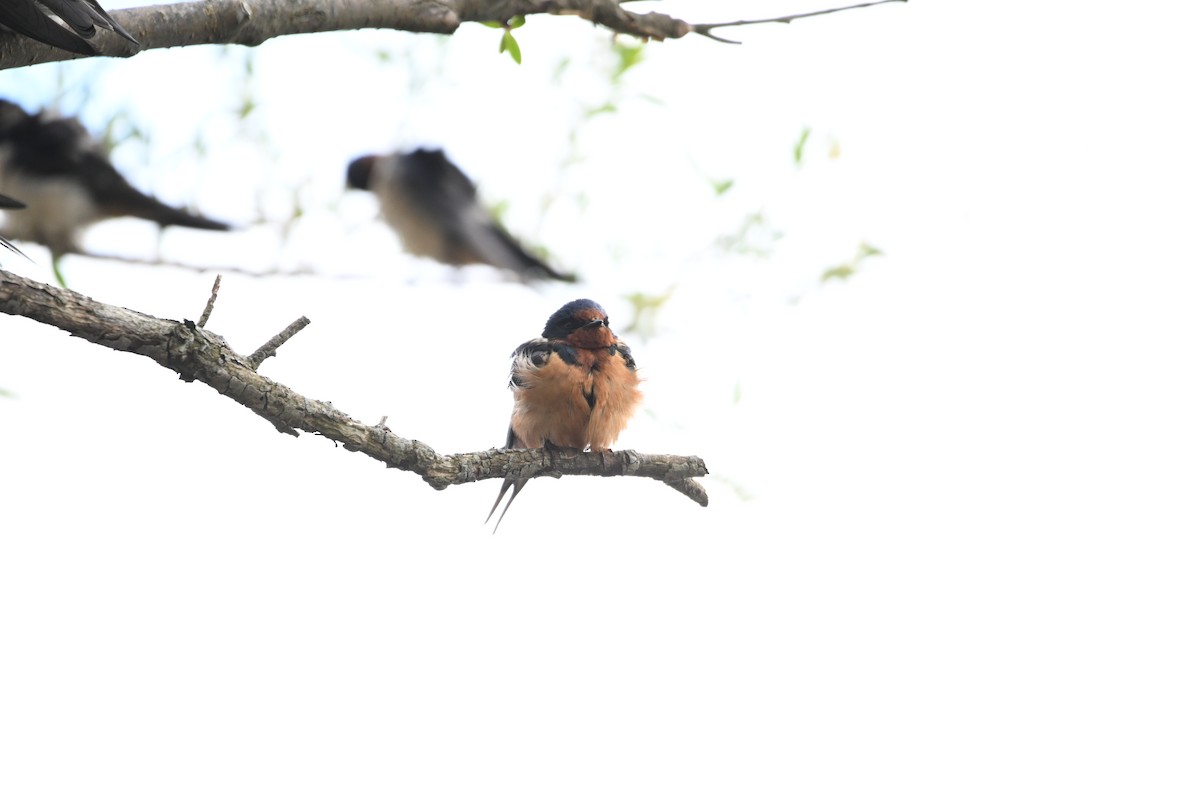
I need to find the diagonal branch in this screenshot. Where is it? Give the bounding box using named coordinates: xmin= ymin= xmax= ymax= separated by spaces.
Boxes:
xmin=197 ymin=275 xmax=221 ymax=327
xmin=0 ymin=0 xmax=903 ymax=69
xmin=0 ymin=266 xmax=709 ymax=505
xmin=246 ymin=316 xmax=310 ymax=368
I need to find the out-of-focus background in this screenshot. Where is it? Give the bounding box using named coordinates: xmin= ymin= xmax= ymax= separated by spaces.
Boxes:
xmin=2 ymin=2 xmax=1198 ymax=797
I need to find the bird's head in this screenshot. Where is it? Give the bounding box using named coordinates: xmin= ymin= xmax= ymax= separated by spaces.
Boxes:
xmin=543 ymin=299 xmax=616 ymax=348
xmin=346 ymin=155 xmax=378 ymax=190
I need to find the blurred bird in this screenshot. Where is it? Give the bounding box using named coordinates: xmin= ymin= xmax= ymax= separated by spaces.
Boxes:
xmin=346 ymin=147 xmax=576 ymax=283
xmin=0 ymin=100 xmax=232 ymax=258
xmin=487 ymin=298 xmax=643 ymax=531
xmin=0 ymin=0 xmax=139 ymax=55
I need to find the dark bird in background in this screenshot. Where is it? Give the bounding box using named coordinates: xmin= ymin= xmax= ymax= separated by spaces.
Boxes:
xmin=0 ymin=0 xmax=139 ymax=55
xmin=346 ymin=148 xmax=576 ymax=283
xmin=0 ymin=100 xmax=232 ymax=259
xmin=487 ymin=299 xmax=643 ymax=531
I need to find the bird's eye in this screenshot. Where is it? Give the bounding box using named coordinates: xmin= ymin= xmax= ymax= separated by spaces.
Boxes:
xmin=603 ymin=317 xmax=610 ymax=327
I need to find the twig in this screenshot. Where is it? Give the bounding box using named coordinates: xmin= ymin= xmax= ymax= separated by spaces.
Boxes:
xmin=197 ymin=275 xmax=221 ymax=328
xmin=691 ymin=0 xmax=907 ymax=44
xmin=0 ymin=266 xmax=709 ymax=505
xmin=247 ymin=316 xmax=311 ymax=369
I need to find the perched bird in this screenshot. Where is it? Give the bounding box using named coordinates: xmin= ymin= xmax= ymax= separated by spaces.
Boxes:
xmin=487 ymin=298 xmax=643 ymax=531
xmin=0 ymin=100 xmax=231 ymax=258
xmin=346 ymin=147 xmax=576 ymax=283
xmin=0 ymin=0 xmax=139 ymax=56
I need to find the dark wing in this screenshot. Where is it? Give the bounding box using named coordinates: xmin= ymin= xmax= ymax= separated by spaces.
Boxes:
xmin=9 ymin=115 xmax=230 ymax=232
xmin=402 ymin=149 xmax=574 ymax=282
xmin=0 ymin=0 xmax=137 ymax=54
xmin=396 ymin=148 xmax=477 ymax=218
xmin=454 ymin=213 xmax=576 ymax=283
xmin=39 ymin=0 xmax=137 ymax=42
xmin=614 ymin=341 xmax=637 ymax=371
xmin=77 ymin=149 xmax=232 ymax=230
xmin=0 ymin=1 xmax=96 ymax=54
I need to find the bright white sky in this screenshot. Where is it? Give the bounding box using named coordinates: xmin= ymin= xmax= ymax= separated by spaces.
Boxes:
xmin=2 ymin=1 xmax=1199 ymax=797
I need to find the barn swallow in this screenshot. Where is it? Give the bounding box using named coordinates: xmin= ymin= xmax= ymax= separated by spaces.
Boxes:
xmin=487 ymin=298 xmax=643 ymax=531
xmin=346 ymin=148 xmax=576 ymax=283
xmin=0 ymin=100 xmax=232 ymax=258
xmin=0 ymin=0 xmax=139 ymax=55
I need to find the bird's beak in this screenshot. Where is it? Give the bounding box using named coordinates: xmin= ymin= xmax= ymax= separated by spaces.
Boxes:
xmin=584 ymin=318 xmax=607 ymax=329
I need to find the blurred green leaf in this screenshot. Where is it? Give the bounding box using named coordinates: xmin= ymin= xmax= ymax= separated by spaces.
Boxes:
xmin=711 ymin=178 xmax=734 ymax=196
xmin=584 ymin=102 xmax=617 ymax=118
xmin=486 ymin=16 xmax=526 ymax=63
xmin=793 ymin=127 xmax=811 ymax=166
xmin=500 ymin=30 xmax=522 ymax=64
xmin=820 ymin=265 xmax=856 ymax=282
xmin=51 ymin=256 xmax=68 ymax=289
xmin=821 ymin=241 xmax=883 ymax=283
xmin=552 ymin=56 xmax=571 ymax=82
xmin=0 ymin=387 xmax=15 ymax=399
xmin=612 ymin=41 xmax=646 ymax=81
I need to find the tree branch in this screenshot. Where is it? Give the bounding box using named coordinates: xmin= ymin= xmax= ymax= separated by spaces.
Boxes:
xmin=0 ymin=266 xmax=709 ymax=505
xmin=0 ymin=0 xmax=903 ymax=69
